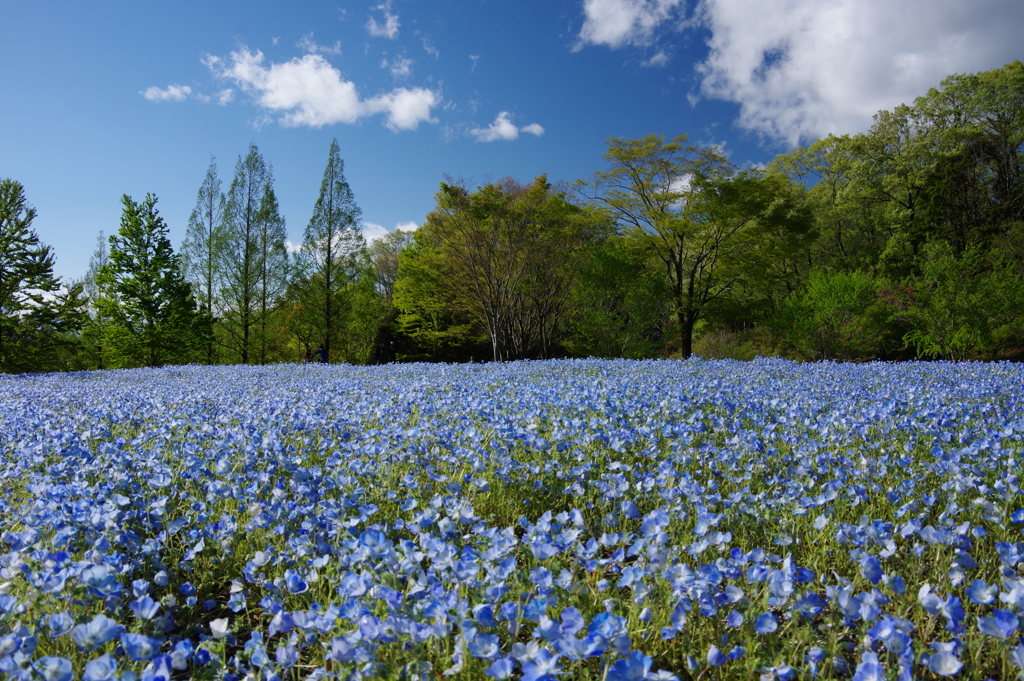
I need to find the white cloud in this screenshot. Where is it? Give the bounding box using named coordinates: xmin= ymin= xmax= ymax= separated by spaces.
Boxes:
xmin=141 ymin=84 xmax=192 ymax=102
xmin=642 ymin=50 xmax=670 ymax=67
xmin=694 ymin=0 xmax=1024 ymax=145
xmin=471 ymin=112 xmax=544 ymax=142
xmin=204 ymin=47 xmax=438 ymax=130
xmin=362 ymin=221 xmax=419 ymax=244
xmin=383 ymin=55 xmax=413 ymax=79
xmin=521 ymin=123 xmax=545 ymax=137
xmin=575 ymin=0 xmax=1024 ymax=147
xmin=297 ymin=33 xmax=342 ymax=55
xmin=367 ymin=87 xmax=439 ymax=131
xmin=367 ymin=2 xmax=400 ymax=39
xmin=361 ymin=222 xmax=389 ymax=244
xmin=576 ymin=0 xmax=686 ymax=49
xmin=422 ymin=37 xmax=440 ymax=59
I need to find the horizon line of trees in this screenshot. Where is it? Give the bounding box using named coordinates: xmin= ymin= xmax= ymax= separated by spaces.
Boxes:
xmin=1 ymin=61 xmax=1022 ymax=373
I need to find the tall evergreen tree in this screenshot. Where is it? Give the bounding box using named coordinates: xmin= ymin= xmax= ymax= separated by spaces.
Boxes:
xmin=96 ymin=194 xmax=210 ymax=368
xmin=295 ymin=139 xmax=365 ymax=363
xmin=220 ymin=144 xmax=278 ymax=364
xmin=182 ymin=157 xmax=226 ymax=364
xmin=0 ymin=179 xmax=63 ymax=372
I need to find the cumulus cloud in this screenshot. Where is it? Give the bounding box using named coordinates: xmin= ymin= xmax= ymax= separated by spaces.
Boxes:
xmin=695 ymin=0 xmax=1024 ymax=145
xmin=204 ymin=47 xmax=438 ymax=130
xmin=576 ymin=0 xmax=686 ymax=49
xmin=141 ymin=84 xmax=192 ymax=102
xmin=367 ymin=2 xmax=400 ymax=39
xmin=576 ymin=0 xmax=1024 ymax=146
xmin=471 ymin=112 xmax=545 ymax=142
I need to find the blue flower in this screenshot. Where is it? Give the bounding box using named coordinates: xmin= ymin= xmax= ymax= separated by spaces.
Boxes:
xmin=1010 ymin=643 xmax=1024 ymax=675
xmin=588 ymin=612 xmax=627 ymax=639
xmin=555 ymin=633 xmax=607 ymax=660
xmin=754 ymin=612 xmax=778 ymax=634
xmin=32 ymin=657 xmax=73 ymax=681
xmin=966 ymin=579 xmax=995 ymax=605
xmin=122 ymin=633 xmax=162 ymax=661
xmin=926 ymin=651 xmax=963 ymax=676
xmin=977 ymin=609 xmax=1019 ymax=639
xmin=129 ymin=596 xmax=160 ymax=621
xmin=852 ymin=651 xmax=881 ymax=681
xmin=468 ymin=633 xmax=501 ymax=659
xmin=521 ymin=649 xmax=563 ymax=681
xmin=607 ymin=650 xmax=652 ymax=681
xmin=707 ymin=644 xmax=726 ymax=667
xmin=283 ymin=569 xmax=308 ymax=594
xmin=860 ymin=555 xmax=883 ymax=585
xmin=277 ymin=643 xmax=299 ymax=669
xmin=71 ymin=614 xmax=122 ymax=652
xmin=46 ymin=611 xmax=75 ymax=637
xmin=484 ymin=656 xmax=514 ymax=679
xmin=82 ymin=653 xmax=117 ymax=681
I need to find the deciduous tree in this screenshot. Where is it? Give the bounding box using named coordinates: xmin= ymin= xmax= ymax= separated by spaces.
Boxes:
xmin=293 ymin=139 xmax=365 ymax=363
xmin=578 ymin=135 xmax=812 ymax=358
xmin=182 ymin=156 xmax=226 ymax=363
xmin=220 ymin=145 xmax=286 ymax=364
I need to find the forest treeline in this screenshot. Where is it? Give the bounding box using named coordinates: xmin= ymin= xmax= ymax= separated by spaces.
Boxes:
xmin=1 ymin=62 xmax=1022 ymax=373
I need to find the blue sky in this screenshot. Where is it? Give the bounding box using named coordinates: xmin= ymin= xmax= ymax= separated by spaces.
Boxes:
xmin=3 ymin=0 xmax=1021 ymax=283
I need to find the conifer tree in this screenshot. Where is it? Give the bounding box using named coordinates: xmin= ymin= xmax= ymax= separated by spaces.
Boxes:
xmin=96 ymin=193 xmax=210 ymax=367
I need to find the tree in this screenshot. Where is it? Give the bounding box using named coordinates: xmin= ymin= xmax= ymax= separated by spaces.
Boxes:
xmin=0 ymin=179 xmax=63 ymax=372
xmin=293 ymin=139 xmax=365 ymax=363
xmin=565 ymin=234 xmax=668 ymax=359
xmin=181 ymin=156 xmax=226 ymax=364
xmin=368 ymin=229 xmax=415 ymax=363
xmin=773 ymin=269 xmax=893 ymax=361
xmin=255 ymin=182 xmax=289 ymax=364
xmin=219 ymin=144 xmax=284 ymax=364
xmin=77 ymin=231 xmax=111 ymax=369
xmin=96 ymin=194 xmax=210 ymax=368
xmin=897 ymin=242 xmax=1021 ymax=360
xmin=369 ymin=228 xmax=415 ymax=303
xmin=577 ymin=135 xmax=812 ymax=358
xmin=397 ymin=176 xmax=596 ymax=361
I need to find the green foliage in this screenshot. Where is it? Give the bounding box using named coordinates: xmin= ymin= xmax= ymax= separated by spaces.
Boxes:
xmin=181 ymin=157 xmax=227 ymax=364
xmin=96 ymin=194 xmax=212 ymax=368
xmin=393 ymin=233 xmax=489 ymax=361
xmin=398 ymin=176 xmax=598 ymax=361
xmin=578 ymin=136 xmax=814 ymax=358
xmin=899 ymin=241 xmax=1023 ymax=360
xmin=774 ymin=269 xmax=893 ymax=361
xmin=219 ymin=144 xmax=288 ymax=364
xmin=290 ymin=139 xmax=376 ymax=363
xmin=0 ymin=178 xmax=76 ymax=373
xmin=564 ymin=236 xmax=667 ymax=358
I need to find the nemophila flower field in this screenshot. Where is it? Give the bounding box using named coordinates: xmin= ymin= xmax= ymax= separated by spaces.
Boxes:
xmin=2 ymin=359 xmax=1024 ymax=681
